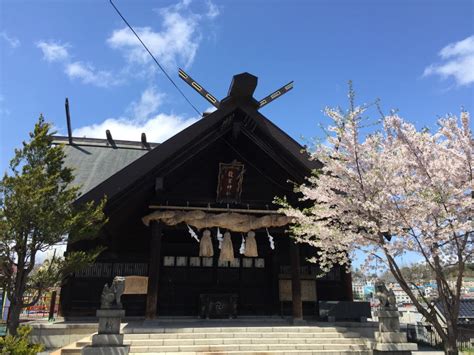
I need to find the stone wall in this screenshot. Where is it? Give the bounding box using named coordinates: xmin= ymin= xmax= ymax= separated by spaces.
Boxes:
xmin=29 ymin=323 xmax=97 ymax=349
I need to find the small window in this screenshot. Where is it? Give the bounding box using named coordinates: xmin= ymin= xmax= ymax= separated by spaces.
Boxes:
xmin=163 ymin=256 xmax=175 ymax=266
xmin=218 ymin=259 xmax=229 ymax=268
xmin=229 ymin=258 xmax=240 ymax=268
xmin=243 ymin=258 xmax=253 ymax=268
xmin=176 ymin=256 xmax=187 ymax=267
xmin=255 ymin=258 xmax=265 ymax=268
xmin=202 ymin=257 xmax=213 ymax=267
xmin=189 ymin=257 xmax=201 ymax=267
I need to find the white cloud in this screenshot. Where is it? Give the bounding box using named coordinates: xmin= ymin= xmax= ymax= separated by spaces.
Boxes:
xmin=423 ymin=35 xmax=474 ymax=87
xmin=73 ymin=87 xmax=198 ymax=142
xmin=36 ymin=40 xmax=70 ymax=62
xmin=204 ymin=105 xmax=217 ymax=113
xmin=65 ymin=61 xmax=121 ymax=88
xmin=107 ymin=0 xmax=219 ymax=71
xmin=127 ymin=86 xmax=165 ymax=120
xmin=1 ymin=31 xmax=20 ymax=48
xmin=205 ymin=0 xmax=220 ymax=19
xmin=35 ymin=40 xmax=121 ymax=88
xmin=35 ymin=0 xmax=219 ymax=88
xmin=73 ymin=114 xmax=197 ymax=143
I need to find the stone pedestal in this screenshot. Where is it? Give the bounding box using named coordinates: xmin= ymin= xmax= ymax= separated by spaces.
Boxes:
xmin=373 ymin=309 xmax=417 ymax=355
xmin=82 ymin=309 xmax=129 ymax=355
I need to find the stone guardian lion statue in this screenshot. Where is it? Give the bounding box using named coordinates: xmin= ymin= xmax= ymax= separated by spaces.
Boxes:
xmin=374 ymin=280 xmax=397 ymax=310
xmin=100 ymin=276 xmax=126 ymax=309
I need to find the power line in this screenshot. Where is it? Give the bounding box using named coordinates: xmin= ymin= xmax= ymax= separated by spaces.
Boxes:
xmin=109 ymin=0 xmax=202 ymax=116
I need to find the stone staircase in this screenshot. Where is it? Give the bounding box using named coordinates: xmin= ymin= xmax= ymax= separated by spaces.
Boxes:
xmin=59 ymin=325 xmax=374 ymax=354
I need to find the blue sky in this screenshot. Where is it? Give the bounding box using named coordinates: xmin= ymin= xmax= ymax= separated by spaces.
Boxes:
xmin=1 ymin=0 xmax=473 ymax=265
xmin=1 ymin=0 xmax=473 ymax=168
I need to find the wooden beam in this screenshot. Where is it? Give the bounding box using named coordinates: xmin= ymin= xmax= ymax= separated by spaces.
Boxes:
xmin=290 ymin=240 xmax=303 ymax=322
xmin=145 ymin=221 xmax=162 ymax=319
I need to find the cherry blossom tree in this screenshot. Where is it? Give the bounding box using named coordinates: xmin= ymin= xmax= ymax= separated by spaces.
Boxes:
xmin=279 ymin=91 xmax=473 ymax=355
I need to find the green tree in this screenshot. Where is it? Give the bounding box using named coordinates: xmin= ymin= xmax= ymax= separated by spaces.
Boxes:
xmin=0 ymin=115 xmax=107 ymax=335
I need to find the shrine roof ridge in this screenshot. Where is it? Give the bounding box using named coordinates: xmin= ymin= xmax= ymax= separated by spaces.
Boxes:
xmin=52 ymin=135 xmax=159 ymax=150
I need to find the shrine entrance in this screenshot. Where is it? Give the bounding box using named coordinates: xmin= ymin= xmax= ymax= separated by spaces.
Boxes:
xmin=155 ymin=228 xmax=281 ymax=317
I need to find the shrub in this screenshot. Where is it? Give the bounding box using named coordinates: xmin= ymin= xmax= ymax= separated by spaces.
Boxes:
xmin=0 ymin=325 xmax=44 ymax=355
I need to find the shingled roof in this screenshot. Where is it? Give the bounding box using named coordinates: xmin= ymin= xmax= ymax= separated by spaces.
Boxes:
xmin=52 ymin=136 xmax=158 ymax=196
xmin=435 ymin=299 xmax=474 ymax=325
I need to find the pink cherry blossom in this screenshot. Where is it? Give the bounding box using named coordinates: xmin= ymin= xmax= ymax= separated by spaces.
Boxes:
xmin=279 ymin=103 xmax=472 ymax=354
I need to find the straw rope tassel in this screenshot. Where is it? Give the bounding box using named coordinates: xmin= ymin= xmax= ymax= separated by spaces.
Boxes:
xmin=199 ymin=229 xmax=214 ymax=257
xmin=219 ymin=231 xmax=235 ymax=262
xmin=244 ymin=231 xmax=258 ymax=257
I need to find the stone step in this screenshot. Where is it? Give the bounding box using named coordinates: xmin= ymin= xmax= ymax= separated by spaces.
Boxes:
xmin=118 ymin=338 xmax=368 ymax=346
xmin=124 ymin=331 xmax=361 ymax=339
xmin=125 ymin=326 xmax=349 ymax=334
xmin=127 ymin=343 xmax=370 ymax=353
xmin=58 ymin=326 xmax=374 ymax=355
xmin=60 ymin=350 xmax=82 ymax=355
xmin=77 ymin=337 xmax=368 ymax=348
xmin=57 ymin=335 xmax=92 ymax=355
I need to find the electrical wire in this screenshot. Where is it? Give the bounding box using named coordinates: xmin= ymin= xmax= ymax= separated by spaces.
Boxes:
xmin=109 ymin=0 xmax=202 ymax=116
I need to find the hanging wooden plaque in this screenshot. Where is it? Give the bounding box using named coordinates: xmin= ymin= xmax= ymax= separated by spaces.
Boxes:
xmin=278 ymin=279 xmax=317 ymax=302
xmin=123 ymin=276 xmax=148 ymax=295
xmin=216 ymin=161 xmax=245 ymax=203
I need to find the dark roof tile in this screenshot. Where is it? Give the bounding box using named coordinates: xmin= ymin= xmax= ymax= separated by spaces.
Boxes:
xmin=53 ymin=136 xmax=157 ymax=195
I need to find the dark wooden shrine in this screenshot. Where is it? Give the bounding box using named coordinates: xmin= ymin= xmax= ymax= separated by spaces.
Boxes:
xmin=58 ymin=73 xmax=353 ymax=320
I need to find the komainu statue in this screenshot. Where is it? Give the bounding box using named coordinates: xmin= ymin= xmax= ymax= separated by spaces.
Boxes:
xmin=100 ymin=276 xmax=126 ymax=309
xmin=374 ymin=280 xmax=397 ymax=310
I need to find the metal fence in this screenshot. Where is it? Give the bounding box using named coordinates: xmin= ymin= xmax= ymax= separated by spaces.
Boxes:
xmin=0 ymin=290 xmax=60 ymax=336
xmin=406 ymin=323 xmax=474 ymax=351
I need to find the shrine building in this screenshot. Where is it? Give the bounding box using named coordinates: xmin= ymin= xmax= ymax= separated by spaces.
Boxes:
xmin=57 ymin=72 xmax=353 ymax=321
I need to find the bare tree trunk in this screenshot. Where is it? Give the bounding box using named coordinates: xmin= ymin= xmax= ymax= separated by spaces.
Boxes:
xmin=445 ymin=335 xmax=459 ymax=355
xmin=7 ymin=256 xmax=27 ymax=336
xmin=444 ymin=319 xmax=459 ymax=355
xmin=7 ymin=300 xmax=22 ymax=336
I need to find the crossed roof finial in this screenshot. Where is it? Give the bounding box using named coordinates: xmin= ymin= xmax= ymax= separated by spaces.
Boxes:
xmin=178 ymin=69 xmax=293 ymax=111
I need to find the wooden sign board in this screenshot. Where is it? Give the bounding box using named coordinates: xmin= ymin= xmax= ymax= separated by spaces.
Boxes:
xmin=123 ymin=276 xmax=148 ymax=295
xmin=216 ymin=161 xmax=245 ymax=203
xmin=278 ymin=279 xmax=317 ymax=302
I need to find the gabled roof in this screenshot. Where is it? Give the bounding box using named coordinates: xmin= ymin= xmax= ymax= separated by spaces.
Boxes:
xmin=68 ymin=73 xmax=319 ymax=206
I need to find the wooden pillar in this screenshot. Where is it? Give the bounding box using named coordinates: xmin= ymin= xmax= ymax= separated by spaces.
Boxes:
xmin=146 ymin=221 xmax=162 ymax=320
xmin=48 ymin=290 xmax=57 ymax=321
xmin=343 ymin=269 xmax=354 ymax=301
xmin=271 ymin=251 xmax=280 ymax=315
xmin=290 ymin=239 xmax=303 ymax=321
